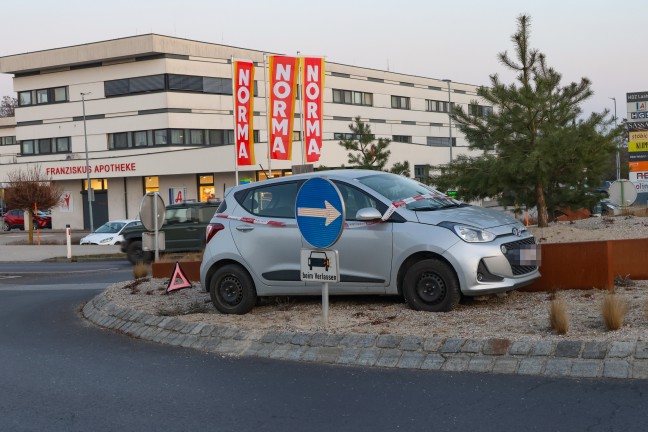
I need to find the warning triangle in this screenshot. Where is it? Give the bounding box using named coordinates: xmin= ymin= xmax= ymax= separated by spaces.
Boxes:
xmin=166 ymin=262 xmax=193 ymax=293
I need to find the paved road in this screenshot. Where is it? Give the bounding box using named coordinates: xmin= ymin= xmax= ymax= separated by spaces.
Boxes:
xmin=1 ymin=273 xmax=648 ymax=431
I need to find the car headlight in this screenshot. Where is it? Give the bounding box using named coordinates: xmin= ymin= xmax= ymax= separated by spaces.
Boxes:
xmin=99 ymin=237 xmax=113 ymax=244
xmin=439 ymin=222 xmax=496 ymax=243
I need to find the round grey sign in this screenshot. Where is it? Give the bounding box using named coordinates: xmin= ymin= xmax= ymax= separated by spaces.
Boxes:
xmin=139 ymin=193 xmax=166 ymax=231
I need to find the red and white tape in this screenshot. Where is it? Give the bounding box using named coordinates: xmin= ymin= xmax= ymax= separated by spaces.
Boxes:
xmin=216 ymin=193 xmax=450 ymax=229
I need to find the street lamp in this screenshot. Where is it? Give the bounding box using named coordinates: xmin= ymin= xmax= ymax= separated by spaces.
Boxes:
xmin=442 ymin=79 xmax=453 ymax=162
xmin=609 ymin=97 xmax=620 ymax=180
xmin=81 ymin=92 xmax=94 ymax=233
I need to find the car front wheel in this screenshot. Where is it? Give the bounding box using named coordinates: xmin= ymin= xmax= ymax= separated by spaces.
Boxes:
xmin=210 ymin=264 xmax=257 ymax=314
xmin=403 ymin=259 xmax=460 ymax=312
xmin=126 ymin=240 xmax=153 ymax=264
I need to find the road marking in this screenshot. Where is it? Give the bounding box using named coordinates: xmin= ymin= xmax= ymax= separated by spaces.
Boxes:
xmin=0 ymin=275 xmax=21 ymax=279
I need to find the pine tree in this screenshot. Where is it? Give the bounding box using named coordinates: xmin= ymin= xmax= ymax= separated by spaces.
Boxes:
xmin=338 ymin=116 xmax=391 ymax=170
xmin=431 ymin=15 xmax=618 ymax=227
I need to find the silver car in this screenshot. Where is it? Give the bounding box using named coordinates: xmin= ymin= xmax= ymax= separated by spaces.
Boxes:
xmin=200 ymin=170 xmax=540 ymax=314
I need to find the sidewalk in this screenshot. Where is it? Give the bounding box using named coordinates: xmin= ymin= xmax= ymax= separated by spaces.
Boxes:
xmin=0 ymin=244 xmax=123 ymax=261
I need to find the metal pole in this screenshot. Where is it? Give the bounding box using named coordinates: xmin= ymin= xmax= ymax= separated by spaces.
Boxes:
xmin=264 ymin=54 xmax=272 ymax=178
xmin=610 ymin=97 xmax=620 ymax=180
xmin=81 ymin=92 xmax=94 ymax=233
xmin=322 ymin=282 xmax=329 ymax=328
xmin=297 ymin=52 xmax=305 ymax=165
xmin=153 ymin=192 xmax=159 ymax=262
xmin=443 ymin=79 xmax=453 ymax=162
xmin=231 ymin=56 xmax=239 ymax=186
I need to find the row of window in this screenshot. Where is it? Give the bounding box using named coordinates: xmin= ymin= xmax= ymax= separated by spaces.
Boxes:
xmin=21 ymin=137 xmax=71 ymax=155
xmin=108 ymin=128 xmax=251 ymax=149
xmin=426 ymin=99 xmax=454 ymax=113
xmin=332 ymin=89 xmax=373 ymax=106
xmin=0 ymin=136 xmax=16 ymax=145
xmin=334 ymin=133 xmax=455 ymax=147
xmin=105 ymin=74 xmax=258 ymax=98
xmin=18 ymin=86 xmax=68 ymax=107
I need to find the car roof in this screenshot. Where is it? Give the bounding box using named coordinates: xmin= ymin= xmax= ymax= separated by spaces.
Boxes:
xmin=166 ymin=201 xmax=220 ymax=209
xmin=104 ymin=219 xmax=140 ymax=224
xmin=229 ymin=169 xmax=394 ymax=193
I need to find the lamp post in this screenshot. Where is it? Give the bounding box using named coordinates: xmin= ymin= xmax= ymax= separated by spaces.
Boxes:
xmin=81 ymin=92 xmax=94 ymax=233
xmin=442 ymin=79 xmax=453 ymax=162
xmin=609 ymin=97 xmax=620 ymax=180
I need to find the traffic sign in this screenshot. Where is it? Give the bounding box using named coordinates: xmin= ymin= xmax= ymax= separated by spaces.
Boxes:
xmin=139 ymin=192 xmax=165 ymax=231
xmin=296 ymin=177 xmax=345 ymax=249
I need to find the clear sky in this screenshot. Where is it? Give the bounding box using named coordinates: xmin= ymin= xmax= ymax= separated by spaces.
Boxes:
xmin=0 ymin=0 xmax=643 ymax=120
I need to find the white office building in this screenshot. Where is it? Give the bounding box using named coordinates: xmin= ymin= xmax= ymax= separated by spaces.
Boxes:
xmin=0 ymin=34 xmax=490 ymax=230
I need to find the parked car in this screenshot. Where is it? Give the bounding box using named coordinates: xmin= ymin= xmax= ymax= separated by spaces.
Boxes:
xmin=120 ymin=201 xmax=221 ymax=264
xmin=200 ymin=170 xmax=541 ymax=314
xmin=1 ymin=209 xmax=51 ymax=231
xmin=80 ymin=219 xmax=143 ymax=245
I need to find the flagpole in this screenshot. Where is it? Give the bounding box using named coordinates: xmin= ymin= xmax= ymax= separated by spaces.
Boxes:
xmin=263 ymin=54 xmax=272 ymax=178
xmin=297 ymin=51 xmax=306 ymax=165
xmin=231 ymin=56 xmax=239 ymax=186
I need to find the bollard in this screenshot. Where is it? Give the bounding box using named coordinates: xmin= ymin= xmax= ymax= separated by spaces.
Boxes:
xmin=66 ymin=224 xmax=71 ymax=259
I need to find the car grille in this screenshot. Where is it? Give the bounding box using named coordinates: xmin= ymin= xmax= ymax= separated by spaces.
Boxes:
xmin=502 ymin=236 xmax=538 ymax=276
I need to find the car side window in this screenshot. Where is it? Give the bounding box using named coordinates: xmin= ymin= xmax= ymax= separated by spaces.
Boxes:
xmin=240 ymin=182 xmax=300 ymax=219
xmin=333 ymin=181 xmax=385 ymax=221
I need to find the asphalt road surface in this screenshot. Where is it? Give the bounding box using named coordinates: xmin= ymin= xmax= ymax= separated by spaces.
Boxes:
xmin=0 ymin=267 xmax=647 ymax=431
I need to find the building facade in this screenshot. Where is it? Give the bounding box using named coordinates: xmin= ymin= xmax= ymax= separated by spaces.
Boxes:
xmin=0 ymin=34 xmax=490 ymax=230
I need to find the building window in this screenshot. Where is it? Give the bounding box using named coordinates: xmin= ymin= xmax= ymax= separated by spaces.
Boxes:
xmin=56 ymin=137 xmax=70 ymax=152
xmin=332 ymin=89 xmax=373 ymax=106
xmin=83 ymin=179 xmax=107 ymax=191
xmin=104 ymin=75 xmax=165 ymax=96
xmin=144 ymin=176 xmax=159 ymax=194
xmin=170 ymin=129 xmax=185 ymax=145
xmin=391 ymin=96 xmax=410 ymax=110
xmin=426 ymin=136 xmax=457 ymax=147
xmin=20 ymin=137 xmax=71 ymax=155
xmin=109 ymin=132 xmax=130 ymax=149
xmin=133 ymin=131 xmax=149 ymax=147
xmin=18 ymin=86 xmax=68 ymax=106
xmin=392 ymin=135 xmax=412 ymax=143
xmin=154 ymin=129 xmax=168 ymax=145
xmin=414 ymin=164 xmax=430 ymax=182
xmin=334 ymin=132 xmax=367 ymax=141
xmin=469 ymin=104 xmax=493 ymax=117
xmin=105 ymin=74 xmax=257 ymax=98
xmin=0 ymin=136 xmax=16 ymax=145
xmin=190 ymin=129 xmax=204 ymax=145
xmin=198 ymin=174 xmax=216 ymax=202
xmin=426 ymin=99 xmax=455 ymax=113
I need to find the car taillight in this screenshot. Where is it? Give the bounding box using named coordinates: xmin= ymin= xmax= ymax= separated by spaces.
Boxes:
xmin=205 ymin=222 xmax=225 ymax=244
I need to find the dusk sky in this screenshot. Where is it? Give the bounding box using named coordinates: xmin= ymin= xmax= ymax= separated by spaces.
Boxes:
xmin=1 ymin=0 xmax=643 ymax=120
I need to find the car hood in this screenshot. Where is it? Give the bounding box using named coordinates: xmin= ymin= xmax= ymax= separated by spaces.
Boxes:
xmin=80 ymin=233 xmax=122 ymax=244
xmin=413 ymin=205 xmax=520 ymax=230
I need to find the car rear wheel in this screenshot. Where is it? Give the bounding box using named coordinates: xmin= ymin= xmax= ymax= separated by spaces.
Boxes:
xmin=126 ymin=240 xmax=153 ymax=264
xmin=210 ymin=264 xmax=257 ymax=314
xmin=403 ymin=259 xmax=460 ymax=312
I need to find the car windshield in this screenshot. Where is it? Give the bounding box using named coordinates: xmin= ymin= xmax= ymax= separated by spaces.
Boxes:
xmin=95 ymin=222 xmax=126 ymax=233
xmin=357 ymin=173 xmax=460 ymax=210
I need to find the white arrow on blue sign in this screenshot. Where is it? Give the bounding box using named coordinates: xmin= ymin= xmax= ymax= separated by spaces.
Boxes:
xmin=296 ymin=177 xmax=345 ymax=249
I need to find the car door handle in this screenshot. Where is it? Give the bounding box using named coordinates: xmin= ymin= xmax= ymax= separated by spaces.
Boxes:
xmin=236 ymin=225 xmax=254 ymax=232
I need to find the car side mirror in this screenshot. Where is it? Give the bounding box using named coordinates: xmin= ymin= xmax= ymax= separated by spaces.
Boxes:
xmin=355 ymin=207 xmax=382 ymax=221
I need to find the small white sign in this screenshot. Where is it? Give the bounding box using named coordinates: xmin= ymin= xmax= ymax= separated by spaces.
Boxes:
xmin=300 ymin=249 xmax=339 ymax=283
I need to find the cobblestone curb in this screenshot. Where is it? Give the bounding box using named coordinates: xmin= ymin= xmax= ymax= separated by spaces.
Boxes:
xmin=82 ymin=292 xmax=648 ymax=380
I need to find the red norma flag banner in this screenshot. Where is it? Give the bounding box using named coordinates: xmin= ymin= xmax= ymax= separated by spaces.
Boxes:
xmin=269 ymin=56 xmax=298 ymax=160
xmin=234 ymin=60 xmax=255 ymax=165
xmin=302 ymin=57 xmax=325 ymax=163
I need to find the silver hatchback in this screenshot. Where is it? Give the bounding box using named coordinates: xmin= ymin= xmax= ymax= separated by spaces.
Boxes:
xmin=200 ymin=170 xmax=540 ymax=314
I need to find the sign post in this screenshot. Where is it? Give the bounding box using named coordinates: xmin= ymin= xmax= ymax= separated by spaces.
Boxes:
xmin=296 ymin=177 xmax=345 ymax=327
xmin=139 ymin=192 xmax=166 ymax=262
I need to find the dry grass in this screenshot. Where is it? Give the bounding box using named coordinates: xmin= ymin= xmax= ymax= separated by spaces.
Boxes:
xmin=132 ymin=262 xmax=149 ymax=279
xmin=157 ymin=251 xmax=204 ymax=263
xmin=549 ymin=297 xmax=569 ymax=335
xmin=620 ymin=205 xmax=647 ymax=217
xmin=602 ymin=292 xmax=628 ymax=331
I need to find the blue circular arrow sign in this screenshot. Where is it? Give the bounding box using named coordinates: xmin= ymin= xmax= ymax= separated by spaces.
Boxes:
xmin=296 ymin=177 xmax=345 ymax=249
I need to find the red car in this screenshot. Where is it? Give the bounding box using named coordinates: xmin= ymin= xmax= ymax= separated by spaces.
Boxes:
xmin=1 ymin=209 xmax=52 ymax=231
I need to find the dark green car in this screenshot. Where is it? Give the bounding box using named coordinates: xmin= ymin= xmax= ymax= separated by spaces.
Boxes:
xmin=120 ymin=201 xmax=220 ymax=264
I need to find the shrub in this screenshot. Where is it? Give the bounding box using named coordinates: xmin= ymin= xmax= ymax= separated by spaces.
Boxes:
xmin=133 ymin=261 xmax=149 ymax=279
xmin=602 ymin=292 xmax=627 ymax=331
xmin=549 ymin=297 xmax=569 ymax=335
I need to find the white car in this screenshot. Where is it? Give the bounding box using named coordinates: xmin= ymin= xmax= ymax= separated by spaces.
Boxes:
xmin=80 ymin=220 xmax=143 ymax=245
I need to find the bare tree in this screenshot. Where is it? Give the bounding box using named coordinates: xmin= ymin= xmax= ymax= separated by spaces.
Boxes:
xmin=0 ymin=96 xmax=17 ymax=117
xmin=4 ymin=166 xmax=63 ymax=244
